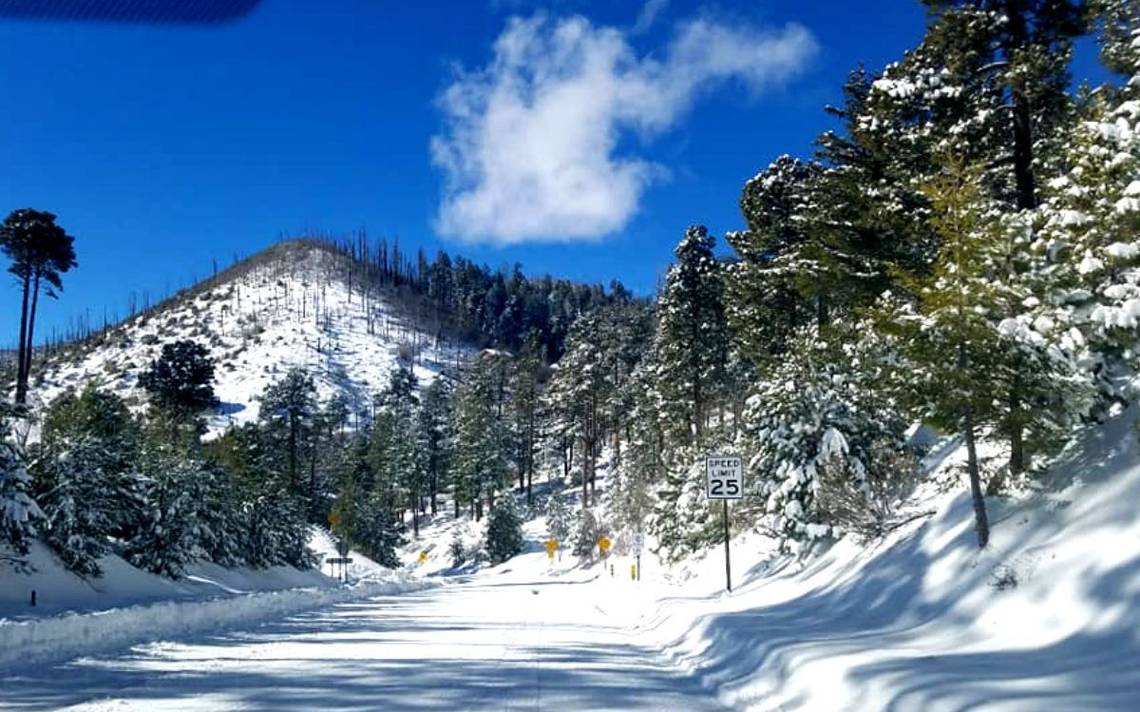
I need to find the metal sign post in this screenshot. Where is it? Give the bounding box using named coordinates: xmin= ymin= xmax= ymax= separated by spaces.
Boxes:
xmin=633 ymin=531 xmax=644 ymax=582
xmin=705 ymin=455 xmax=743 ymax=592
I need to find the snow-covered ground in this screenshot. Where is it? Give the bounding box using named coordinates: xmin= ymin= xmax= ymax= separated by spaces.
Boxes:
xmin=0 ymin=528 xmax=430 ymax=671
xmin=30 ymin=242 xmax=467 ymax=435
xmin=3 ymin=411 xmax=1139 ymax=709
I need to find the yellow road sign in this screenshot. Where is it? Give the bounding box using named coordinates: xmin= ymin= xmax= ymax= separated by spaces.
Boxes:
xmin=545 ymin=539 xmax=558 ymax=559
xmin=598 ymin=536 xmax=611 ymax=555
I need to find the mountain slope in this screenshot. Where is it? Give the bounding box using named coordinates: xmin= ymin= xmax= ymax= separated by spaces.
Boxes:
xmin=30 ymin=241 xmax=467 ymax=432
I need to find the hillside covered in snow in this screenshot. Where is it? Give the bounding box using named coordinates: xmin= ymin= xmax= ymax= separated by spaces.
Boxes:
xmin=29 ymin=241 xmax=467 ymax=434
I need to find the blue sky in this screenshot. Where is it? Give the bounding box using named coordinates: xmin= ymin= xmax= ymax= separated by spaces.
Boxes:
xmin=0 ymin=1 xmax=1104 ymax=346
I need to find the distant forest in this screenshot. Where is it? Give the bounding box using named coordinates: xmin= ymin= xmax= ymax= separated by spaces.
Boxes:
xmin=28 ymin=234 xmax=635 ymax=364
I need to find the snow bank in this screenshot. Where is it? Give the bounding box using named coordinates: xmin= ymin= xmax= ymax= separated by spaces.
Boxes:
xmin=0 ymin=574 xmax=431 ymax=670
xmin=632 ymin=410 xmax=1140 ymax=710
xmin=0 ymin=527 xmax=433 ymax=670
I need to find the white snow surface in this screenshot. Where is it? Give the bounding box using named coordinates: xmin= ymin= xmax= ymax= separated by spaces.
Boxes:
xmin=0 ymin=528 xmax=430 ymax=671
xmin=3 ymin=412 xmax=1140 ymax=709
xmin=29 ymin=242 xmax=467 ymax=435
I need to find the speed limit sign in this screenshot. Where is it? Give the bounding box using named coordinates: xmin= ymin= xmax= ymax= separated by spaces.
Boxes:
xmin=705 ymin=455 xmax=743 ymax=500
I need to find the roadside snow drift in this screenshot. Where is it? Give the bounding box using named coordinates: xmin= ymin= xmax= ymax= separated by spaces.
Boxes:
xmin=0 ymin=528 xmax=432 ymax=670
xmin=638 ymin=409 xmax=1140 ymax=710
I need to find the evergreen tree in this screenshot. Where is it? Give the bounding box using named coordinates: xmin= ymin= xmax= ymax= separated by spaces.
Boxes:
xmin=655 ymin=226 xmax=729 ymax=445
xmin=607 ymin=355 xmax=662 ymax=537
xmin=126 ymin=446 xmax=201 ymax=578
xmin=881 ymin=159 xmax=1024 ymax=547
xmin=545 ymin=493 xmax=572 ymax=544
xmin=741 ymin=328 xmax=914 ymax=543
xmin=139 ymin=340 xmax=218 ymax=413
xmin=451 ymin=353 xmax=509 ymax=520
xmin=0 ymin=403 xmax=39 ymax=565
xmin=484 ymin=496 xmax=524 ymax=564
xmin=510 ymin=333 xmax=545 ymax=505
xmin=0 ymin=208 xmax=77 ymax=405
xmin=649 ymin=443 xmax=720 ymax=563
xmin=260 ymin=368 xmax=318 ymax=496
xmin=377 ymin=366 xmax=423 ymax=534
xmin=572 ymin=507 xmax=599 ymax=560
xmin=417 ymin=378 xmax=453 ymax=516
xmin=34 ymin=387 xmax=142 ymax=576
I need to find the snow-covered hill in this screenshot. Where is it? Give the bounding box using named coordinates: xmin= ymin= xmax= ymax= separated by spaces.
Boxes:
xmin=29 ymin=241 xmax=467 ymax=433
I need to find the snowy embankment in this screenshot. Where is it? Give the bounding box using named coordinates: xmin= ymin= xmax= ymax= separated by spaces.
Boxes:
xmin=630 ymin=409 xmax=1140 ymax=710
xmin=0 ymin=528 xmax=432 ymax=670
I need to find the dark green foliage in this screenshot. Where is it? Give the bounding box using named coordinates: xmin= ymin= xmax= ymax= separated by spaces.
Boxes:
xmin=0 ymin=402 xmax=39 ymax=563
xmin=655 ymin=226 xmax=730 ymax=445
xmin=139 ymin=340 xmax=218 ymax=412
xmin=0 ymin=208 xmax=78 ymax=405
xmin=34 ymin=387 xmax=141 ymax=577
xmin=484 ymin=497 xmax=524 ymax=564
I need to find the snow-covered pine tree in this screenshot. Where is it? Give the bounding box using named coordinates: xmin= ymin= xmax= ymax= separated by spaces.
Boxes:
xmin=881 ymin=158 xmax=1037 ymax=548
xmin=545 ymin=492 xmax=572 ymax=544
xmin=0 ymin=402 xmax=39 ymax=567
xmin=417 ymin=378 xmax=453 ymax=516
xmin=451 ymin=352 xmax=510 ymax=520
xmin=571 ymin=507 xmax=599 ymax=560
xmin=192 ymin=461 xmax=245 ymax=567
xmin=260 ymin=367 xmax=318 ymax=498
xmin=509 ymin=333 xmax=545 ymax=505
xmin=484 ymin=496 xmax=524 ymax=564
xmin=740 ymin=327 xmax=913 ymax=545
xmin=377 ymin=366 xmax=424 ymax=534
xmin=33 ymin=387 xmax=143 ymax=576
xmin=350 ymin=488 xmax=403 ymax=568
xmin=449 ymin=531 xmax=467 ymax=568
xmin=126 ymin=448 xmax=201 ymax=578
xmin=1026 ymin=7 xmax=1140 ymax=405
xmin=864 ymin=1 xmax=1085 ymax=476
xmin=648 ymin=443 xmax=720 ymax=563
xmin=606 ymin=355 xmax=661 ymax=538
xmin=655 ymin=226 xmax=729 ymax=446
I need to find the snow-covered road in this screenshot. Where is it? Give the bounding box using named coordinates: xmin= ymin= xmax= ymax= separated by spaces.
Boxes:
xmin=2 ymin=572 xmax=725 ymax=711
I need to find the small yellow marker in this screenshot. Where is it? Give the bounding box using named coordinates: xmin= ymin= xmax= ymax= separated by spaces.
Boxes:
xmin=418 ymin=550 xmax=428 ymax=565
xmin=545 ymin=538 xmax=558 ymax=559
xmin=597 ymin=536 xmax=611 ymax=556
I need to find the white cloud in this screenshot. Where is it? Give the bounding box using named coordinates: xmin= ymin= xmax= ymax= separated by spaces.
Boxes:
xmin=430 ymin=14 xmax=818 ymax=245
xmin=632 ymin=0 xmax=668 ymax=35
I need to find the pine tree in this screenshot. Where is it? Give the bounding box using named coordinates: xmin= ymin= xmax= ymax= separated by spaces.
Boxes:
xmin=882 ymin=159 xmax=1028 ymax=547
xmin=1026 ymin=8 xmax=1140 ymax=404
xmin=655 ymin=226 xmax=730 ymax=445
xmin=572 ymin=507 xmax=599 ymax=560
xmin=0 ymin=403 xmax=39 ymax=566
xmin=126 ymin=447 xmax=201 ymax=578
xmin=606 ymin=355 xmax=661 ymax=537
xmin=417 ymin=378 xmax=453 ymax=516
xmin=260 ymin=368 xmax=318 ymax=496
xmin=863 ymin=2 xmax=1087 ymax=476
xmin=452 ymin=353 xmax=509 ymax=520
xmin=649 ymin=443 xmax=719 ymax=563
xmin=139 ymin=340 xmax=218 ymax=413
xmin=510 ymin=333 xmax=545 ymax=505
xmin=741 ymin=328 xmax=914 ymax=543
xmin=0 ymin=209 xmax=77 ymax=406
xmin=376 ymin=366 xmax=423 ymax=534
xmin=545 ymin=493 xmax=572 ymax=543
xmin=485 ymin=497 xmax=524 ymax=564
